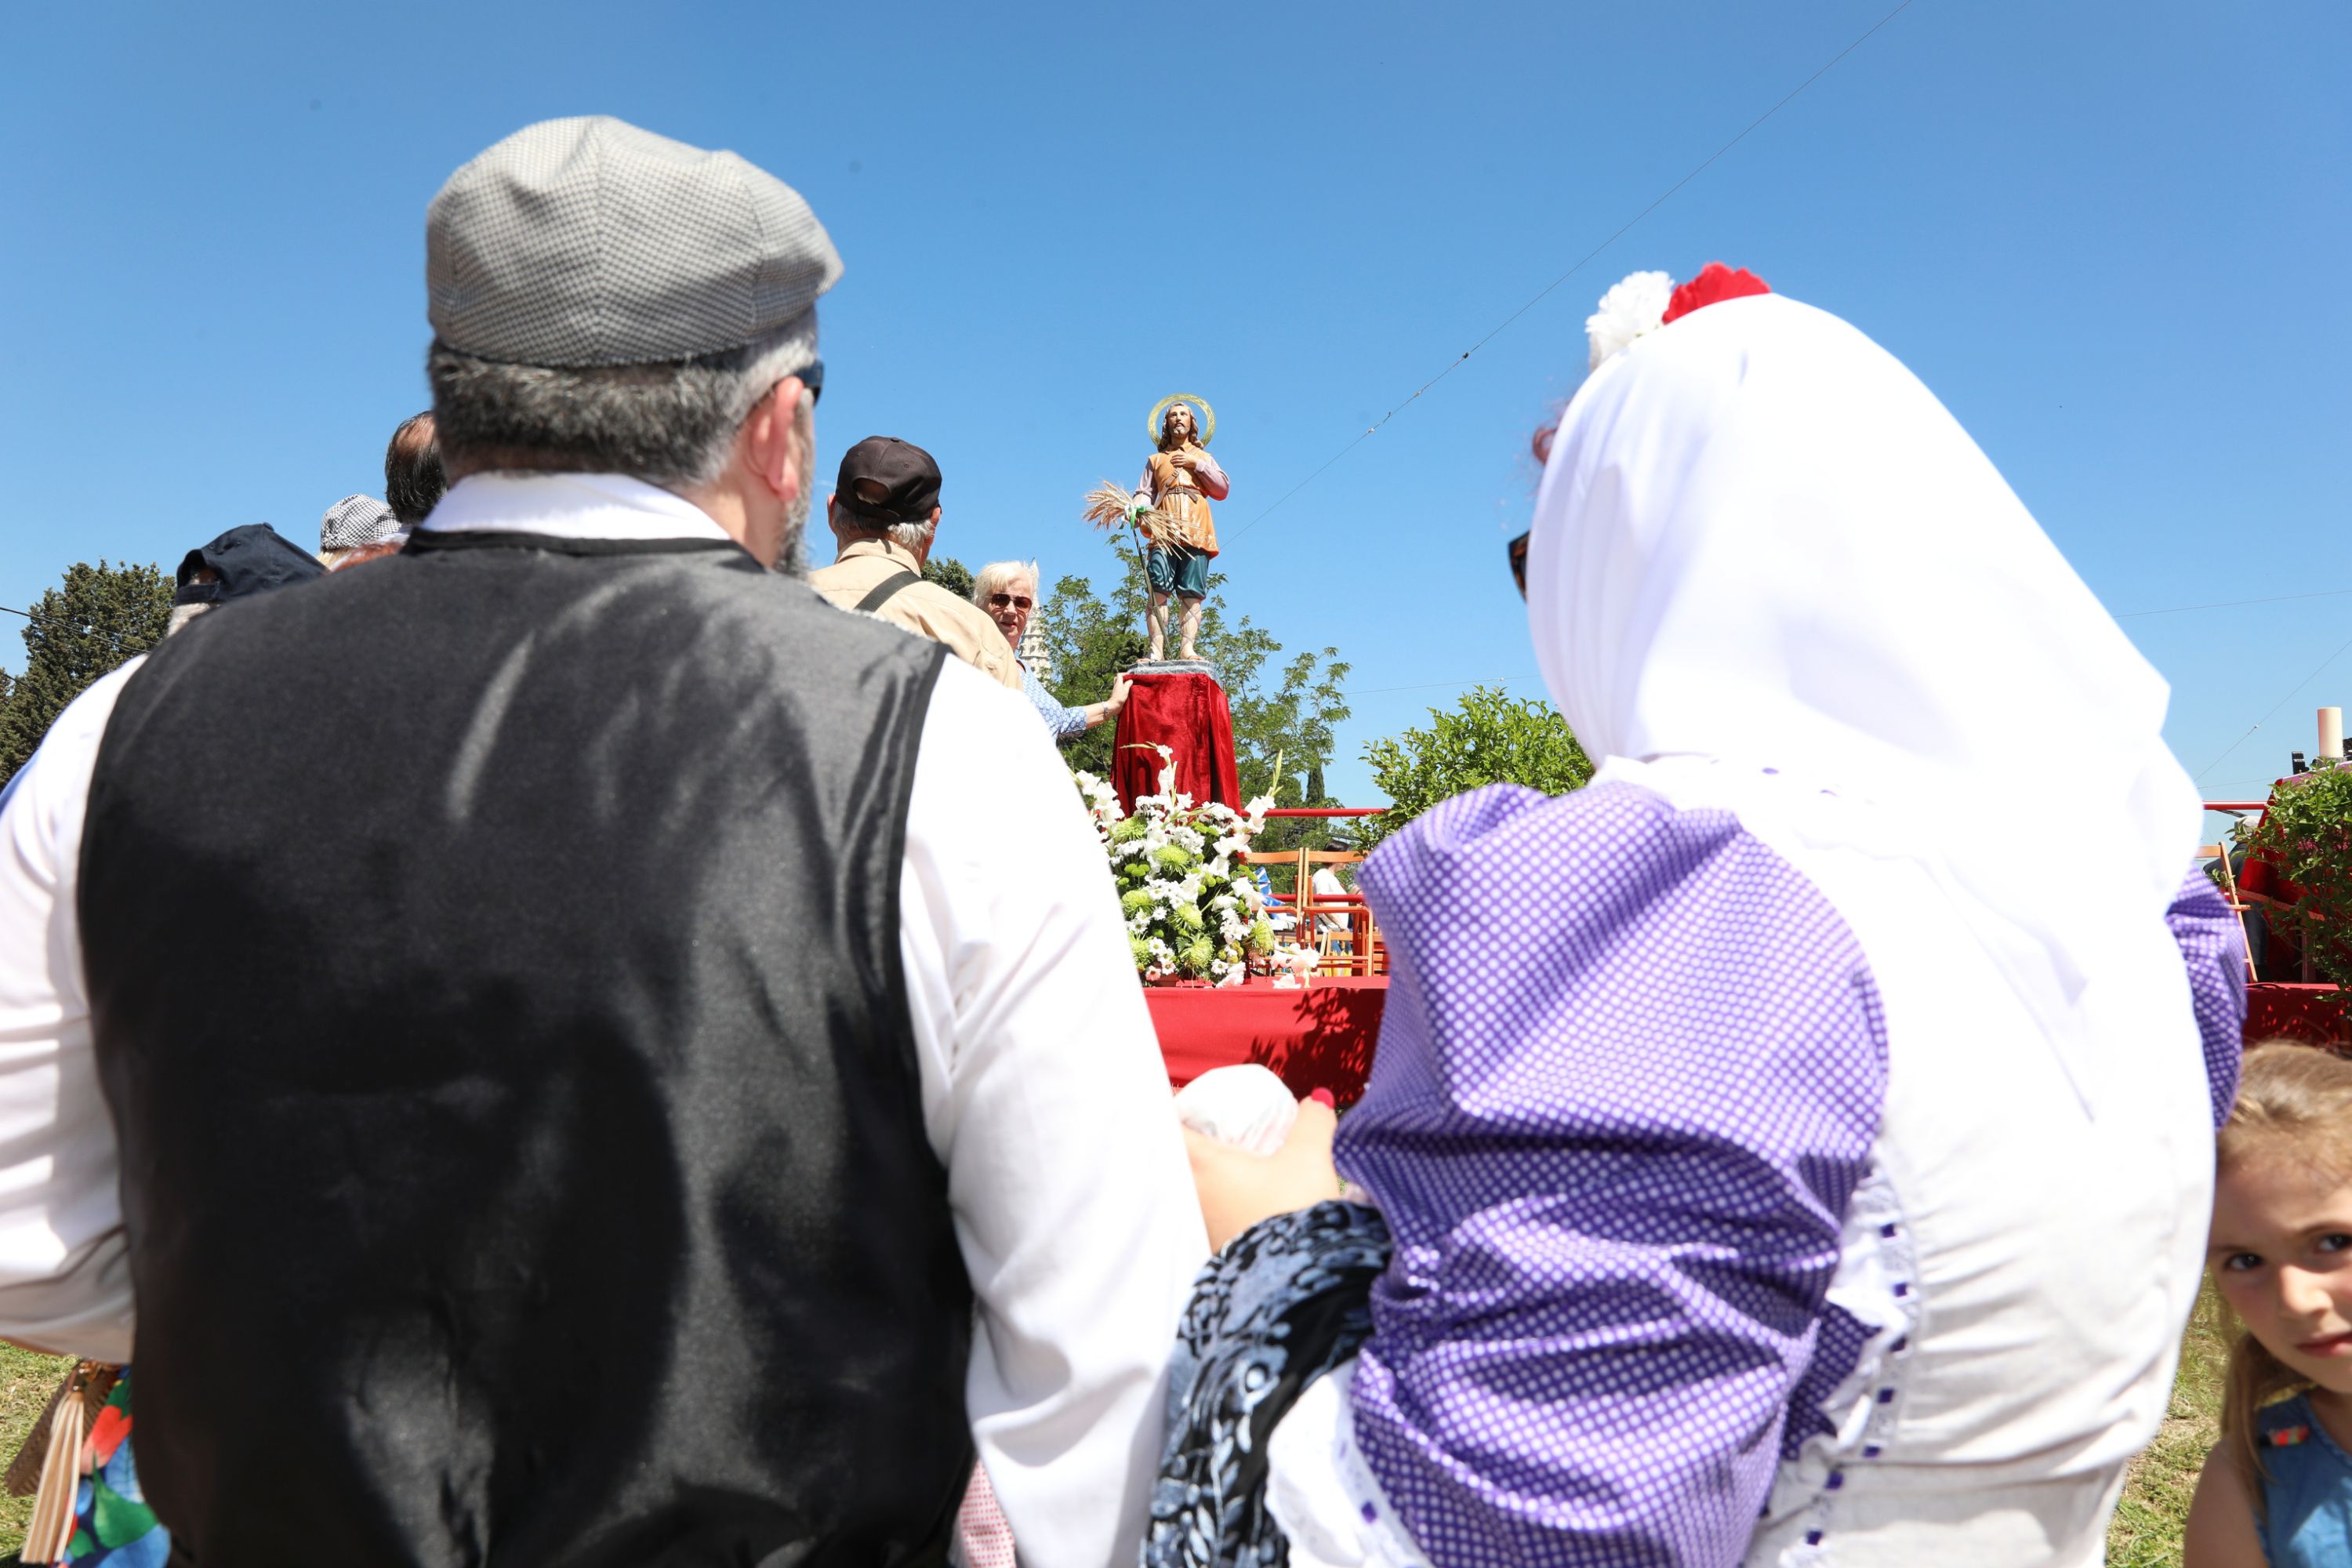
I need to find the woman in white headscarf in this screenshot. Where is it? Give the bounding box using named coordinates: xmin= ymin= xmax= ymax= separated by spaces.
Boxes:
xmin=1158 ymin=267 xmax=2245 ymax=1568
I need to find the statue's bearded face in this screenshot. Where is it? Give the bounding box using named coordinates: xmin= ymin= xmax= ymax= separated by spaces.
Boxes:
xmin=1163 ymin=406 xmax=1195 ymax=445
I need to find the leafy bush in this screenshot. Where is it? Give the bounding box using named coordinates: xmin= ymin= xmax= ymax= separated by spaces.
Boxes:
xmin=1356 ymin=684 xmax=1593 ymax=854
xmin=921 ymin=555 xmax=975 ymax=601
xmin=2234 ymin=762 xmax=2352 ymax=997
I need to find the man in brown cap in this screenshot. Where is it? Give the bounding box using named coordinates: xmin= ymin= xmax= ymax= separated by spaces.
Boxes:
xmin=810 ymin=436 xmax=1022 ymax=688
xmin=0 ymin=116 xmax=1203 ymax=1568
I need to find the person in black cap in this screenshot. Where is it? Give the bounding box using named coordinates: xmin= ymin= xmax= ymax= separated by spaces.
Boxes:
xmin=808 ymin=435 xmax=1023 ymax=688
xmin=166 ymin=523 xmax=326 ymax=633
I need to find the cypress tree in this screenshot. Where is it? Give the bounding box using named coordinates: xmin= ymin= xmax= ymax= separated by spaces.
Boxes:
xmin=0 ymin=561 xmax=173 ymax=785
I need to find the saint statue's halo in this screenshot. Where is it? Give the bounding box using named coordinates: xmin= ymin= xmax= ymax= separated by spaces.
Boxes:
xmin=1147 ymin=394 xmax=1216 ymax=447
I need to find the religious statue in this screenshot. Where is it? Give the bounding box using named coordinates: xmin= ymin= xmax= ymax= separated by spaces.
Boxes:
xmin=1128 ymin=395 xmax=1229 ymax=662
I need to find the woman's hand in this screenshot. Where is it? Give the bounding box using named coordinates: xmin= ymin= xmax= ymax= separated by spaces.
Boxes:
xmin=1183 ymin=1094 xmax=1341 ymax=1250
xmin=1087 ymin=674 xmax=1134 ymax=731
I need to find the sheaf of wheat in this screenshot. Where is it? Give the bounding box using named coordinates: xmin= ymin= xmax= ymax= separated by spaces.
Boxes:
xmin=1083 ymin=481 xmax=1177 ymax=546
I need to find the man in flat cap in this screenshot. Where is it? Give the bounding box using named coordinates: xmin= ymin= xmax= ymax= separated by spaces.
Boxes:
xmin=0 ymin=117 xmax=1203 ymax=1567
xmin=810 ymin=435 xmax=1022 ymax=689
xmin=316 ymin=492 xmax=404 ymax=568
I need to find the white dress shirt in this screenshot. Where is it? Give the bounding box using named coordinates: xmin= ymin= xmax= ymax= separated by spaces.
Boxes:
xmin=0 ymin=473 xmax=1208 ymax=1567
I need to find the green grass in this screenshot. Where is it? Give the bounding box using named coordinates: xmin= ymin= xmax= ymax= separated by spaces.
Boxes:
xmin=0 ymin=1344 xmax=71 ymax=1556
xmin=2109 ymin=1281 xmax=2232 ymax=1567
xmin=0 ymin=1298 xmax=2237 ymax=1562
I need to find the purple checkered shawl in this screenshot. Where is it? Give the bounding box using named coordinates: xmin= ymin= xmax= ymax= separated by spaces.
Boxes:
xmin=2167 ymin=870 xmax=2246 ymax=1128
xmin=1334 ymin=782 xmax=1887 ymax=1566
xmin=1332 ymin=782 xmax=2248 ymax=1566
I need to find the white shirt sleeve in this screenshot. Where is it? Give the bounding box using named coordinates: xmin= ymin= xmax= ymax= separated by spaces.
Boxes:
xmin=0 ymin=660 xmax=143 ymax=1360
xmin=899 ymin=658 xmax=1209 ymax=1567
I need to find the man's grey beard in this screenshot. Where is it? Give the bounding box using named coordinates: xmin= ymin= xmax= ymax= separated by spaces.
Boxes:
xmin=768 ymin=400 xmax=817 ymax=576
xmin=771 ymin=484 xmax=811 ymax=577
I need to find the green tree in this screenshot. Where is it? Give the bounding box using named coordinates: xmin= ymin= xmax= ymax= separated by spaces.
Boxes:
xmin=1356 ymin=684 xmax=1592 ymax=854
xmin=921 ymin=555 xmax=974 ymax=601
xmin=1232 ymin=645 xmax=1354 ymax=862
xmin=1042 ymin=539 xmax=1352 ymax=862
xmin=0 ymin=561 xmax=174 ymax=785
xmin=1040 ymin=549 xmax=1148 ymax=780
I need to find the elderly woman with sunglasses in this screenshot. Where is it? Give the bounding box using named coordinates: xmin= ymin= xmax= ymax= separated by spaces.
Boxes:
xmin=974 ymin=560 xmax=1131 ymax=743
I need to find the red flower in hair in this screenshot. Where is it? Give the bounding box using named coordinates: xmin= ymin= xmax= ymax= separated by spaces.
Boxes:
xmin=1661 ymin=263 xmax=1771 ymax=325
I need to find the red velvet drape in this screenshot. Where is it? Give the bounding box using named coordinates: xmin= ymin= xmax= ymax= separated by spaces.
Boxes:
xmin=1111 ymin=670 xmax=1243 ymax=813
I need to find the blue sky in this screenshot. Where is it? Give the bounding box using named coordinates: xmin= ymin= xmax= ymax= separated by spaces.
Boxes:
xmin=2 ymin=1 xmax=2344 ymax=812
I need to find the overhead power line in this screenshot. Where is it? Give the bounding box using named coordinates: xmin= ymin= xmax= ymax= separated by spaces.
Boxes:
xmin=1229 ymin=0 xmax=1920 ymax=542
xmin=2194 ymin=625 xmax=2352 ymax=782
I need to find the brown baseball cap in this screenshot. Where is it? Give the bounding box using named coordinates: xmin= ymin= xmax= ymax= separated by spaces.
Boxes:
xmin=835 ymin=436 xmax=942 ymax=524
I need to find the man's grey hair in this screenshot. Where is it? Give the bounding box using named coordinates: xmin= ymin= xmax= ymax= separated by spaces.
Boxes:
xmin=427 ymin=314 xmax=817 ymax=488
xmin=832 ymin=504 xmax=936 ymax=557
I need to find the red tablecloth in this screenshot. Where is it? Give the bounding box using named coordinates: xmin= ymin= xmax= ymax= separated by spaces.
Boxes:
xmin=1112 ymin=670 xmax=1242 ymax=813
xmin=2248 ymin=982 xmax=2349 ymax=1046
xmin=1145 ymin=977 xmax=1386 ymax=1105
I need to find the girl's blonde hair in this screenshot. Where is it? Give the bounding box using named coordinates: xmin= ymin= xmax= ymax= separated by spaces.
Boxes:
xmin=2218 ymin=1041 xmax=2352 ymax=1502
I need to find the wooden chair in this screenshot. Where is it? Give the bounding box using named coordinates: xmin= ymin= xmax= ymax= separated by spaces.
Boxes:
xmin=1296 ymin=850 xmax=1385 ymax=977
xmin=2196 ymin=841 xmax=2259 ymax=984
xmin=1240 ymin=849 xmax=1305 ymax=942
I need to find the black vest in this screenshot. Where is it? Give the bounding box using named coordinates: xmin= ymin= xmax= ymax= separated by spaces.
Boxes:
xmin=79 ymin=532 xmax=971 ymax=1566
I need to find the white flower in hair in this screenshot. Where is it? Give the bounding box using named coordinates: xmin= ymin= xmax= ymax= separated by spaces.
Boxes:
xmin=1585 ymin=270 xmax=1675 ymax=371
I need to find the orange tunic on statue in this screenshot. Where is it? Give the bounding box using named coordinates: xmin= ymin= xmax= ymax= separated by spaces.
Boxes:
xmin=1142 ymin=445 xmax=1224 ymax=557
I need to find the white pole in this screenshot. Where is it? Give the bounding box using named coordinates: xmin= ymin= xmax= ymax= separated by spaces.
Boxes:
xmin=2321 ymin=706 xmax=2344 ymax=761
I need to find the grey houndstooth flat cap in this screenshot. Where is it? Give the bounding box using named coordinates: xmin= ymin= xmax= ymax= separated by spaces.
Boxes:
xmin=426 ymin=117 xmax=841 ymax=368
xmin=319 ymin=494 xmax=401 ymax=553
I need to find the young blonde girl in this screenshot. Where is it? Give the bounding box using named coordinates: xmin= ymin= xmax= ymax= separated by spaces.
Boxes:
xmin=2187 ymin=1042 xmax=2352 ymax=1566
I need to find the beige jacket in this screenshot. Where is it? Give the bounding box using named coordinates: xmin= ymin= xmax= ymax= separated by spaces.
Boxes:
xmin=809 ymin=539 xmax=1023 ymax=690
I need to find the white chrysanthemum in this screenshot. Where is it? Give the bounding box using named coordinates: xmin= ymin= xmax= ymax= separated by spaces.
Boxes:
xmin=1586 ymin=270 xmax=1675 ymax=371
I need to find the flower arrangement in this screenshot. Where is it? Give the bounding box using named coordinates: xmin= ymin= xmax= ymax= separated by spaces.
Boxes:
xmin=1074 ymin=748 xmax=1279 ymax=985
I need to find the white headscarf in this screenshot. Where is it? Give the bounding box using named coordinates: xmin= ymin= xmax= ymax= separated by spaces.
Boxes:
xmin=1526 ymin=292 xmax=2202 ymax=1109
